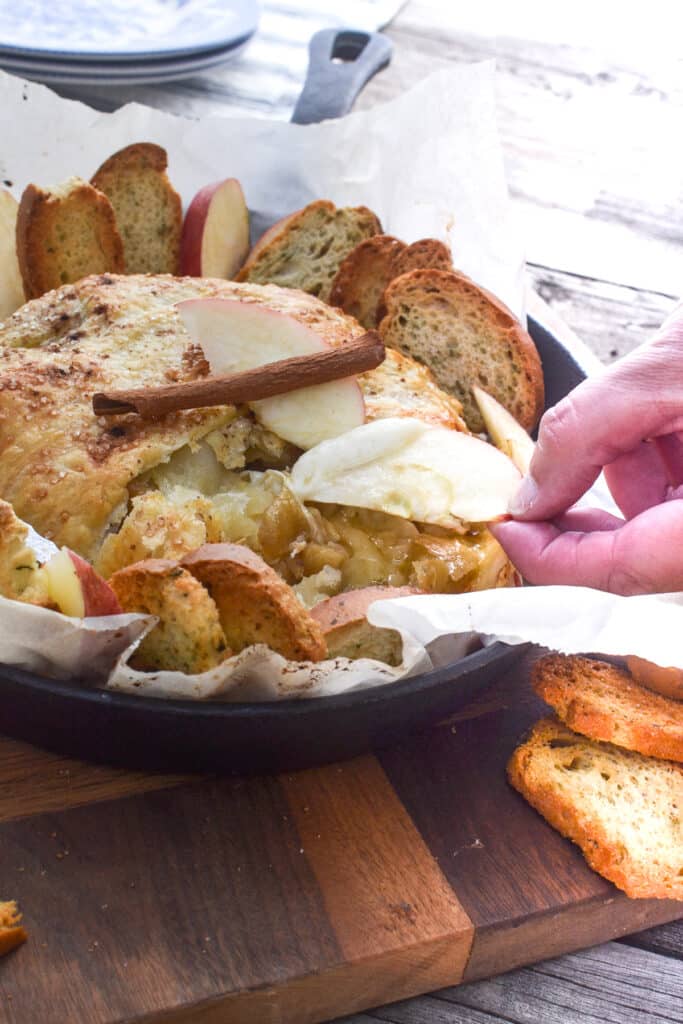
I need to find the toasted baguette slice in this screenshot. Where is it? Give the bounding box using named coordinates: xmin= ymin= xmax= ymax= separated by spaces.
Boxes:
xmin=533 ymin=654 xmax=683 ymax=762
xmin=109 ymin=559 xmax=229 ymax=675
xmin=91 ymin=143 xmax=182 ymax=274
xmin=378 ymin=269 xmax=544 ymax=433
xmin=0 ymin=900 xmax=27 ymax=957
xmin=311 ymin=586 xmax=421 ymax=665
xmin=16 ymin=177 xmax=124 ymax=299
xmin=236 ymin=200 xmax=381 ymax=302
xmin=508 ymin=717 xmax=683 ymax=899
xmin=394 ymin=239 xmax=453 ymax=276
xmin=328 ymin=235 xmax=406 ymax=328
xmin=375 ymin=238 xmax=453 ymax=323
xmin=182 ymin=544 xmax=327 ymax=662
xmin=329 ymin=236 xmax=453 ymax=329
xmin=0 ymin=190 xmax=25 ymax=318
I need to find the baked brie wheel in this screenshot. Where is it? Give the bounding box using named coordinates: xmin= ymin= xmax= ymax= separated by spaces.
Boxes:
xmin=0 ymin=273 xmax=516 ymax=668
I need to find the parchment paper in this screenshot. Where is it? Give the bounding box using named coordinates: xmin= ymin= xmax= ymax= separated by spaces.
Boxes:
xmin=0 ymin=62 xmax=524 ymax=313
xmin=370 ymin=588 xmax=683 ymax=669
xmin=0 ymin=596 xmax=149 ymax=681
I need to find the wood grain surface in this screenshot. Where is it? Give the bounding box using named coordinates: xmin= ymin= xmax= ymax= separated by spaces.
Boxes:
xmin=339 ymin=941 xmax=683 ymax=1024
xmin=0 ymin=651 xmax=680 ymax=1024
xmin=0 ymin=736 xmax=189 ymax=824
xmin=378 ymin=665 xmax=683 ymax=983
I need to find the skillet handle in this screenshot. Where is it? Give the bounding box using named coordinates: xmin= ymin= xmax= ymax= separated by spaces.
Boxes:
xmin=291 ymin=28 xmax=392 ymax=125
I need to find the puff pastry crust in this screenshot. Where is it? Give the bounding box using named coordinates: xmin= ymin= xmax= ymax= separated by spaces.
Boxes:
xmin=0 ymin=274 xmax=466 ymax=562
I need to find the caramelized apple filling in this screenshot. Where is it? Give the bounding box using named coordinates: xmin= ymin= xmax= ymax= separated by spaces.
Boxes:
xmin=305 ymin=506 xmax=508 ymax=595
xmin=95 ymin=435 xmax=513 ymax=604
xmin=97 ymin=415 xmax=297 ymax=576
xmin=93 ymin=407 xmax=514 ymax=599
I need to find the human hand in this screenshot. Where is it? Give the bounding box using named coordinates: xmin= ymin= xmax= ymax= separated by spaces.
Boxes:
xmin=491 ymin=303 xmax=683 ymax=594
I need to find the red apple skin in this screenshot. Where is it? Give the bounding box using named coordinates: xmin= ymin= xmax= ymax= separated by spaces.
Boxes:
xmin=180 ymin=185 xmax=214 ymax=276
xmin=180 ymin=178 xmax=250 ymax=279
xmin=68 ymin=551 xmax=122 ymax=616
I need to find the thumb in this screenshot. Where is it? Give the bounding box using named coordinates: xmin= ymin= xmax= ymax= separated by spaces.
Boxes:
xmin=511 ymin=344 xmax=683 ymax=521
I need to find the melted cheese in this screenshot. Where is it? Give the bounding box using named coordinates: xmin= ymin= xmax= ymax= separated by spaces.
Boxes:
xmin=290 ymin=418 xmax=521 ymax=527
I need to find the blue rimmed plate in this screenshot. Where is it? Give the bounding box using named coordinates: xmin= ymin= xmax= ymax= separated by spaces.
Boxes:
xmin=0 ymin=40 xmax=252 ymax=86
xmin=0 ymin=0 xmax=259 ymax=62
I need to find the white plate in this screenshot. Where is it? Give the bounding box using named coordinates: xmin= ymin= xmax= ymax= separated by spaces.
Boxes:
xmin=0 ymin=42 xmax=251 ymax=86
xmin=0 ymin=0 xmax=259 ymax=61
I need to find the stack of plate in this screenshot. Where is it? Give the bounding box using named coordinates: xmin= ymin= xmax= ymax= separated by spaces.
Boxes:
xmin=0 ymin=0 xmax=259 ymax=86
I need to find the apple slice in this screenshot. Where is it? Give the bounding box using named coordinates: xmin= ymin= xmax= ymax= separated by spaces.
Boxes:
xmin=180 ymin=179 xmax=250 ymax=279
xmin=178 ymin=298 xmax=365 ymax=449
xmin=44 ymin=548 xmax=122 ymax=617
xmin=473 ymin=385 xmax=535 ymax=475
xmin=290 ymin=417 xmax=522 ymax=525
xmin=0 ymin=190 xmax=24 ymax=319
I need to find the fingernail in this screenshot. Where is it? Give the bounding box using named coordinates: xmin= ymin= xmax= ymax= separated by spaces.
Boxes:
xmin=509 ymin=474 xmax=538 ymax=516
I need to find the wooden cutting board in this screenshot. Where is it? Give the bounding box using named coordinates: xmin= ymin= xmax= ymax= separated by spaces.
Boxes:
xmin=0 ymin=648 xmax=680 ymax=1024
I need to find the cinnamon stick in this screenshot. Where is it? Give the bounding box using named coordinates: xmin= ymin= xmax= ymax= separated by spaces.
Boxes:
xmin=93 ymin=332 xmax=385 ymax=418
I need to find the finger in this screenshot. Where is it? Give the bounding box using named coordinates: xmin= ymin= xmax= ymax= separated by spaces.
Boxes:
xmin=652 ymin=433 xmax=683 ymax=485
xmin=492 ymin=499 xmax=683 ymax=595
xmin=656 ymin=299 xmax=683 ymax=339
xmin=604 ymin=436 xmax=683 ymax=519
xmin=603 ymin=441 xmax=670 ymax=518
xmin=553 ymin=507 xmax=624 ymax=532
xmin=510 ymin=329 xmax=683 ymax=521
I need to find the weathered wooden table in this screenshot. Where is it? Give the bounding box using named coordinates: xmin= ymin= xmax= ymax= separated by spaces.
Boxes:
xmin=9 ymin=2 xmax=683 ymax=1022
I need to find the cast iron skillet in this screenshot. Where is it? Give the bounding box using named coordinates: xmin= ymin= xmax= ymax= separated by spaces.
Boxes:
xmin=0 ymin=36 xmax=589 ymax=774
xmin=0 ymin=318 xmax=586 ymax=774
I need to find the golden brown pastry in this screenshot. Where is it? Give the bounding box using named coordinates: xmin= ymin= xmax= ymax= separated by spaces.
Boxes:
xmin=0 ymin=274 xmax=364 ymax=559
